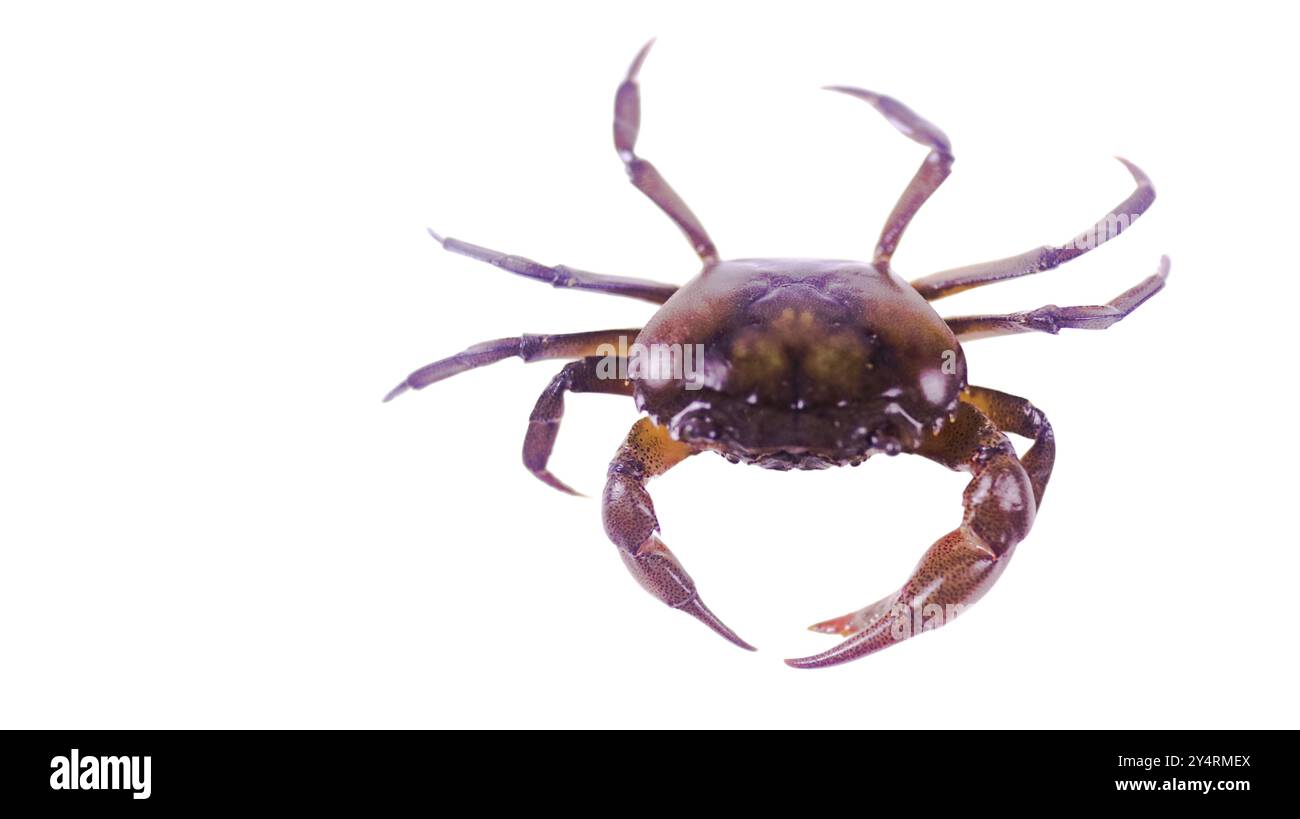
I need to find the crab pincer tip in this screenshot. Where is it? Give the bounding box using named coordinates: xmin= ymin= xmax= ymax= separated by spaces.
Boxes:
xmin=822 ymin=84 xmax=879 ymax=100
xmin=679 ymin=597 xmax=757 ymax=652
xmin=783 ymin=649 xmax=845 ymax=669
xmin=533 ymin=469 xmax=587 ymax=498
xmin=628 ymin=38 xmax=656 ymax=78
xmin=1112 ymin=156 xmax=1152 ymax=186
xmin=382 ymin=382 xmax=410 ymax=403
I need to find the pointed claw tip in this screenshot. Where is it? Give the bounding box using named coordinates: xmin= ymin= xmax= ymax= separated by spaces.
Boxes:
xmin=426 ymin=227 xmax=445 ymax=244
xmin=722 ymin=637 xmax=758 ymax=653
xmin=822 ymin=84 xmax=878 ymax=101
xmin=382 ymin=383 xmax=410 ymax=403
xmin=784 ymin=652 xmax=841 ymax=669
xmin=783 ymin=655 xmax=826 ymax=669
xmin=678 ymin=597 xmax=756 ymax=652
xmin=628 ymin=38 xmax=656 ymax=78
xmin=1113 ymin=156 xmax=1150 ymax=185
xmin=533 ymin=470 xmax=585 ymax=497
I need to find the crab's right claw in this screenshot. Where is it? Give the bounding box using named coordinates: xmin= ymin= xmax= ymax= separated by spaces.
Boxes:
xmin=620 ymin=535 xmax=756 ymax=651
xmin=603 ymin=419 xmax=755 ymax=652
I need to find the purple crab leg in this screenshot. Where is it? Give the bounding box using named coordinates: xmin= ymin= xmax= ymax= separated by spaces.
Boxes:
xmin=523 ymin=357 xmax=633 ymax=496
xmin=427 ymin=229 xmax=678 ymax=305
xmin=614 ymin=41 xmax=719 ymax=266
xmin=944 ymin=256 xmax=1170 ymax=341
xmin=382 ymin=328 xmax=638 ymax=403
xmin=825 ymin=86 xmax=954 ymax=267
xmin=912 ymin=158 xmax=1156 ymax=300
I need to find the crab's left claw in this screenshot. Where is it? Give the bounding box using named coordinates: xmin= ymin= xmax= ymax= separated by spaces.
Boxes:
xmin=604 ymin=418 xmax=756 ymax=652
xmin=786 ymin=530 xmax=1018 ymax=669
xmin=787 ymin=392 xmax=1053 ymax=669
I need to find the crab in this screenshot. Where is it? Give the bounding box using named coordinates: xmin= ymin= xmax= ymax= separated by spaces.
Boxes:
xmin=384 ymin=42 xmax=1169 ymax=668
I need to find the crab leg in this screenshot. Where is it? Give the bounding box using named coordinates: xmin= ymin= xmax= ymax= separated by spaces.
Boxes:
xmin=944 ymin=256 xmax=1170 ymax=342
xmin=911 ymin=158 xmax=1156 ymax=300
xmin=382 ymin=328 xmax=637 ymax=402
xmin=614 ymin=41 xmax=719 ymax=265
xmin=604 ymin=418 xmax=755 ymax=651
xmin=426 ymin=229 xmax=678 ymax=305
xmin=524 ymin=357 xmax=633 ymax=495
xmin=825 ymin=86 xmax=954 ymax=267
xmin=789 ymin=401 xmax=1038 ymax=668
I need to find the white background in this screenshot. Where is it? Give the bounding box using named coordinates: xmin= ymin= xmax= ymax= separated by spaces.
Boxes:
xmin=2 ymin=1 xmax=1295 ymax=729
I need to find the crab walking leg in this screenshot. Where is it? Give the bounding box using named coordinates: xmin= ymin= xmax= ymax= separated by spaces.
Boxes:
xmin=824 ymin=86 xmax=954 ymax=267
xmin=945 ymin=256 xmax=1170 ymax=342
xmin=427 ymin=229 xmax=678 ymax=305
xmin=614 ymin=41 xmax=719 ymax=265
xmin=912 ymin=158 xmax=1156 ymax=300
xmin=382 ymin=328 xmax=638 ymax=403
xmin=603 ymin=418 xmax=755 ymax=651
xmin=524 ymin=357 xmax=633 ymax=495
xmin=789 ymin=403 xmax=1034 ymax=668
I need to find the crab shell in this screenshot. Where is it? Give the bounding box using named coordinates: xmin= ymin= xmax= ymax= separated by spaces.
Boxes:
xmin=632 ymin=258 xmax=968 ymax=469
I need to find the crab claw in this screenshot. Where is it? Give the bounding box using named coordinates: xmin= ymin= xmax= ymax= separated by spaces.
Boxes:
xmin=785 ymin=534 xmax=1013 ymax=668
xmin=620 ymin=535 xmax=756 ymax=652
xmin=604 ymin=419 xmax=756 ymax=653
xmin=786 ymin=400 xmax=1047 ymax=669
